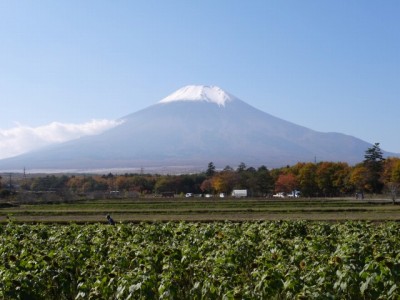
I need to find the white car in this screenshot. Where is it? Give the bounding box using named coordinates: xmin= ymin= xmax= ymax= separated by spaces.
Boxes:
xmin=273 ymin=192 xmax=286 ymax=198
xmin=287 ymin=191 xmax=301 ymax=198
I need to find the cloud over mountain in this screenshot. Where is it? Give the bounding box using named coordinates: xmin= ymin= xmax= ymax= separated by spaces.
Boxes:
xmin=0 ymin=119 xmax=122 ymax=159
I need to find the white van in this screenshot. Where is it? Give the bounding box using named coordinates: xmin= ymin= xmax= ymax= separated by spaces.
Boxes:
xmin=231 ymin=190 xmax=247 ymax=198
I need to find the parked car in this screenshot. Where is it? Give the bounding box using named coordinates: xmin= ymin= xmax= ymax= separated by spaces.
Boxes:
xmin=287 ymin=190 xmax=301 ymax=198
xmin=185 ymin=193 xmax=193 ymax=198
xmin=273 ymin=192 xmax=286 ymax=198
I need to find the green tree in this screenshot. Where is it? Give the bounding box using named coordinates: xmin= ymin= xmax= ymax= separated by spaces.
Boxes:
xmin=129 ymin=175 xmax=152 ymax=193
xmin=205 ymin=162 xmax=216 ymax=177
xmin=363 ymin=143 xmax=385 ymax=193
xmin=236 ymin=162 xmax=247 ymax=172
xmin=256 ymin=166 xmax=274 ymax=196
xmin=30 ymin=175 xmax=69 ymax=192
xmin=240 ymin=166 xmax=258 ymax=196
xmin=223 ymin=165 xmax=233 ymax=171
xmin=298 ymin=163 xmax=318 ymax=197
xmin=154 ymin=176 xmax=177 ymax=193
xmin=236 ymin=163 xmax=250 ymax=189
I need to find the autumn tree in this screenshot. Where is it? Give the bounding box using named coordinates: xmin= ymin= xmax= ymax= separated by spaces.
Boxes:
xmin=130 ymin=175 xmax=155 ymax=194
xmin=200 ymin=179 xmax=213 ymax=194
xmin=316 ymin=162 xmax=351 ymax=197
xmin=66 ymin=176 xmax=85 ymax=193
xmin=382 ymin=157 xmax=400 ymax=203
xmin=390 ymin=159 xmax=400 ymax=183
xmin=115 ymin=176 xmax=129 ymax=191
xmin=211 ymin=170 xmax=239 ymax=194
xmin=332 ymin=163 xmax=353 ymax=195
xmin=274 ymin=173 xmax=297 ymax=194
xmin=349 ymin=164 xmax=369 ymax=195
xmin=82 ymin=176 xmax=109 ymax=192
xmin=298 ymin=163 xmax=318 ymax=197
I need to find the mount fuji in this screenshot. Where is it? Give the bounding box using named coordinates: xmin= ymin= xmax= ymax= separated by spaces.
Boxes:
xmin=0 ymin=85 xmax=394 ymax=172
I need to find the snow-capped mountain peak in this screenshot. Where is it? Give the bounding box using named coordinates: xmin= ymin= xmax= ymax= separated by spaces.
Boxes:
xmin=159 ymin=85 xmax=234 ymax=106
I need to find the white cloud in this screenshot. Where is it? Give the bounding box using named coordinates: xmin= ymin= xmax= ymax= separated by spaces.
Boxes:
xmin=0 ymin=119 xmax=123 ymax=159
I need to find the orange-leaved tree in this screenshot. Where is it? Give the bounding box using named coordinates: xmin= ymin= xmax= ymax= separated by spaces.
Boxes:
xmin=274 ymin=173 xmax=297 ymax=194
xmin=382 ymin=157 xmax=400 ymax=203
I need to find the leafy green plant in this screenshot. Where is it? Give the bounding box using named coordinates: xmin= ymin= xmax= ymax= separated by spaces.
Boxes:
xmin=1 ymin=221 xmax=400 ymax=299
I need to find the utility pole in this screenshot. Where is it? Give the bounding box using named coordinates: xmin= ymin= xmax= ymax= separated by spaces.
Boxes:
xmin=23 ymin=167 xmax=27 ymax=190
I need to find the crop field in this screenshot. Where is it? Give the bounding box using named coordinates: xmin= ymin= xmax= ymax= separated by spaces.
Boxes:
xmin=1 ymin=197 xmax=400 ymax=223
xmin=1 ymin=198 xmax=400 ymax=299
xmin=1 ymin=221 xmax=400 ymax=299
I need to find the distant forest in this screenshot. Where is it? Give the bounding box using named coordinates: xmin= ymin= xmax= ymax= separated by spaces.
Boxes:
xmin=1 ymin=144 xmax=399 ymax=201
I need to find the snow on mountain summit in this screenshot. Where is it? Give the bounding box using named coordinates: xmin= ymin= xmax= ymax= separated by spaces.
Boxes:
xmin=159 ymin=85 xmax=235 ymax=106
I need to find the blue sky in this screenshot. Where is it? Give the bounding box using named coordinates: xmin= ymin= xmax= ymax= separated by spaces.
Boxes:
xmin=1 ymin=1 xmax=399 ymax=159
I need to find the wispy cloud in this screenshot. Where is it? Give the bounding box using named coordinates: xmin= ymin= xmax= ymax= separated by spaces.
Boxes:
xmin=0 ymin=119 xmax=122 ymax=159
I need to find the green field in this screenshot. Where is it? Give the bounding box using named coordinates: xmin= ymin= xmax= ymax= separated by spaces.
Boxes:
xmin=1 ymin=197 xmax=399 ymax=223
xmin=1 ymin=221 xmax=400 ymax=299
xmin=2 ymin=197 xmax=400 ymax=299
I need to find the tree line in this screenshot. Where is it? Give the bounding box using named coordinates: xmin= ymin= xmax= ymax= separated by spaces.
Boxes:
xmin=1 ymin=143 xmax=399 ymax=200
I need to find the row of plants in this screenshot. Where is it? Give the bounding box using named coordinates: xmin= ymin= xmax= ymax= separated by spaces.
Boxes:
xmin=1 ymin=221 xmax=400 ymax=299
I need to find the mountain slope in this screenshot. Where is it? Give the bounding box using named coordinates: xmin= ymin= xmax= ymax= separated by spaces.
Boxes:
xmin=0 ymin=85 xmax=393 ymax=172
